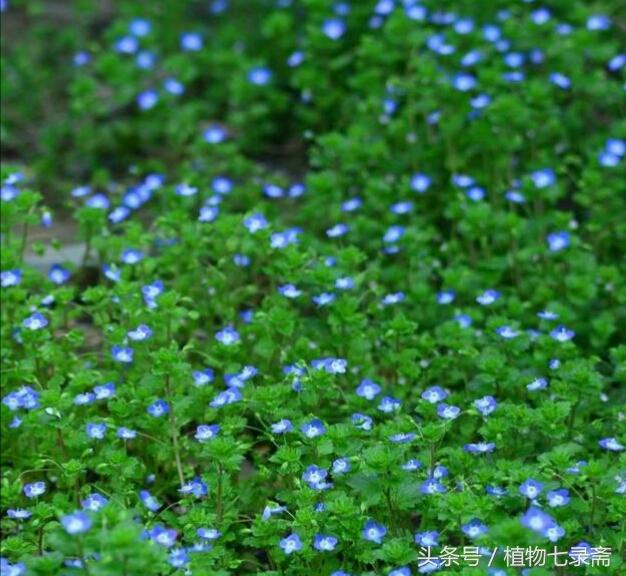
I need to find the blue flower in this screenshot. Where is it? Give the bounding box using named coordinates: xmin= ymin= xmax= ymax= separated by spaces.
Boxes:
xmin=390 ymin=201 xmax=413 ymax=215
xmin=248 ymin=67 xmax=272 ymax=85
xmin=93 ymin=382 xmax=115 ymax=400
xmin=271 ymin=419 xmax=293 ymax=434
xmin=243 ymin=213 xmax=268 ymax=233
xmin=278 ymin=284 xmax=301 ymax=298
xmin=1 ymin=269 xmax=21 ymax=287
xmin=23 ymin=481 xmax=46 ymax=498
xmin=195 ymin=424 xmax=220 ymax=441
xmin=420 ymin=478 xmax=446 ymax=495
xmin=81 ymin=493 xmax=108 ymax=511
xmin=203 ymin=124 xmax=227 ymax=144
xmin=313 ymin=534 xmax=338 ymax=551
xmin=142 ymin=280 xmax=164 ymax=308
xmin=549 ymin=72 xmax=571 ymax=90
xmin=326 ymin=223 xmax=349 ymax=238
xmin=538 ymin=310 xmax=559 ymax=320
xmin=402 ymin=459 xmax=422 ymax=471
xmin=262 ymin=503 xmax=287 ymax=520
xmin=313 ymin=292 xmax=335 ymax=306
xmin=164 ymin=78 xmax=184 ymax=95
xmin=111 ymin=345 xmax=133 ymax=363
xmin=388 ymin=568 xmax=411 ymax=576
xmin=139 ymin=489 xmax=160 ymax=511
xmin=168 ymin=548 xmax=189 ymax=569
xmin=474 ymin=396 xmax=497 ymax=416
xmin=279 ymin=533 xmax=302 ymax=554
xmin=356 ymin=378 xmax=381 ymax=400
xmin=137 ymin=90 xmax=158 ymax=110
xmin=215 ymin=326 xmax=240 ymax=345
xmin=421 ymin=386 xmax=447 ymax=404
xmin=86 ymin=422 xmax=107 ymax=440
xmin=437 ymin=403 xmax=460 ymax=420
xmin=495 ymin=326 xmax=519 ymax=339
xmin=530 ymin=7 xmax=551 ymax=25
xmin=127 ymin=324 xmax=152 ymax=342
xmin=322 ymin=18 xmax=345 ymax=40
xmin=587 ymin=14 xmax=611 ymax=31
xmin=414 ymin=531 xmax=439 ymax=547
xmin=120 ymin=248 xmax=143 ymax=265
xmin=179 ymin=476 xmax=208 ymax=497
xmin=301 ymin=419 xmax=326 ymax=438
xmin=129 ymin=18 xmax=151 ymax=36
xmin=462 ymin=518 xmax=488 ymax=539
xmin=527 ymin=377 xmax=548 ymax=392
xmin=519 ymin=479 xmax=543 ymax=499
xmin=287 ymin=50 xmax=304 ymax=67
xmin=363 ymin=520 xmax=387 ymax=543
xmin=332 ymin=458 xmax=351 ymax=475
xmin=520 ymin=506 xmax=558 ymax=537
xmin=381 ymin=292 xmax=405 ymax=306
xmin=452 ymin=73 xmax=476 ymax=91
xmin=180 ymin=32 xmax=203 ymax=51
xmin=436 ymin=290 xmax=455 ymax=305
xmin=547 ymin=488 xmax=570 ymax=507
xmin=341 ymin=197 xmax=362 ymax=212
xmin=149 ymin=525 xmax=178 ymax=547
xmin=23 ymin=312 xmax=48 ymax=331
xmin=352 ymin=412 xmax=373 ymax=430
xmin=7 ymin=508 xmax=31 ymax=520
xmin=410 ymin=173 xmax=431 ymax=193
xmin=550 ymin=326 xmax=575 ymax=342
xmin=197 ymin=527 xmax=221 ymax=540
xmin=117 ymin=427 xmax=137 ymax=440
xmin=335 ymin=276 xmax=354 ymax=290
xmin=530 ymin=168 xmax=556 ymax=189
xmin=61 ymin=512 xmax=92 ymax=535
xmin=389 ymin=432 xmax=415 ymax=444
xmin=378 ymin=395 xmax=401 ymax=413
xmin=476 ymin=289 xmax=500 ymax=306
xmin=115 ymin=35 xmax=138 ymax=54
xmin=464 ymin=442 xmax=495 ymax=454
xmin=147 ymin=399 xmax=169 ymax=417
xmin=135 ymin=51 xmax=156 ymax=69
xmin=599 ymin=437 xmax=624 ymax=451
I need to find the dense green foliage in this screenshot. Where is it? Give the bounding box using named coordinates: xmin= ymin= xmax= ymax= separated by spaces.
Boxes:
xmin=1 ymin=1 xmax=625 ymax=575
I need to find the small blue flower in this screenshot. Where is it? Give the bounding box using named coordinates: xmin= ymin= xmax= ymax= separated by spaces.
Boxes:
xmin=248 ymin=66 xmax=272 ymax=85
xmin=363 ymin=520 xmax=387 ymax=544
xmin=139 ymin=489 xmax=160 ymax=511
xmin=462 ymin=518 xmax=488 ymax=539
xmin=388 ymin=567 xmax=411 ymax=576
xmin=203 ymin=124 xmax=227 ymax=144
xmin=464 ymin=442 xmax=495 ymax=454
xmin=313 ymin=292 xmax=335 ymax=306
xmin=129 ymin=18 xmax=151 ymax=36
xmin=326 ymin=223 xmax=349 ymax=238
xmin=495 ymin=325 xmax=519 ymax=339
xmin=313 ymin=534 xmax=338 ymax=551
xmin=352 ymin=412 xmax=373 ymax=430
xmin=81 ymin=493 xmax=108 ymax=511
xmin=287 ymin=50 xmax=305 ymax=67
xmin=411 ymin=173 xmax=431 ymax=193
xmin=519 ymin=479 xmax=543 ymax=499
xmin=209 ymin=387 xmax=242 ymax=408
xmin=197 ymin=527 xmax=221 ymax=540
xmin=262 ymin=503 xmax=287 ymax=520
xmin=243 ymin=213 xmax=268 ymax=233
xmin=530 ymin=7 xmax=551 ymax=25
xmin=279 ymin=533 xmax=302 ymax=554
xmin=120 ymin=248 xmax=143 ymax=265
xmin=149 ymin=525 xmax=178 ymax=547
xmin=164 ymin=78 xmax=184 ymax=95
xmin=381 ymin=292 xmax=405 ymax=306
xmin=215 ymin=326 xmax=240 ymax=345
xmin=301 ymin=419 xmax=326 ymax=438
xmin=378 ymin=395 xmax=401 ymax=413
xmin=86 ymin=422 xmax=107 ymax=440
xmin=402 ymin=459 xmax=422 ymax=471
xmin=1 ymin=269 xmax=21 ymax=287
xmin=127 ymin=324 xmax=152 ymax=342
xmin=181 ymin=32 xmax=203 ymax=51
xmin=437 ymin=403 xmax=460 ymax=420
xmin=527 ymin=377 xmax=548 ymax=392
xmin=356 ymin=378 xmax=381 ymax=400
xmin=7 ymin=508 xmax=31 ymax=520
xmin=147 ymin=399 xmax=169 ymax=417
xmin=549 ymin=72 xmax=571 ymax=90
xmin=24 ymin=481 xmax=46 ymax=498
xmin=341 ymin=197 xmax=362 ymax=211
xmin=420 ymin=478 xmax=446 ymax=495
xmin=531 ymin=168 xmax=556 ymax=189
xmin=111 ymin=345 xmax=133 ymax=363
xmin=23 ymin=312 xmax=48 ymax=331
xmin=547 ymin=488 xmax=570 ymax=507
xmin=414 ymin=531 xmax=439 ymax=547
xmin=422 ymin=386 xmax=447 ymax=404
xmin=474 ymin=396 xmax=497 ymax=416
xmin=476 ymin=289 xmax=500 ymax=306
xmin=335 ymin=276 xmax=354 ymax=290
xmin=332 ymin=458 xmax=350 ymax=475
xmin=93 ymin=382 xmax=115 ymax=400
xmin=179 ymin=476 xmax=208 ymax=497
xmin=271 ymin=419 xmax=293 ymax=434
xmin=278 ymin=284 xmax=301 ymax=298
xmin=137 ymin=90 xmax=158 ymax=110
xmin=390 ymin=201 xmax=413 ymax=215
xmin=599 ymin=437 xmax=624 ymax=451
xmin=520 ymin=506 xmax=556 ymax=536
xmin=437 ymin=290 xmax=455 ymax=305
xmin=452 ymin=73 xmax=476 ymax=91
xmin=322 ymin=18 xmax=345 ymax=40
xmin=115 ymin=35 xmax=138 ymax=54
xmin=389 ymin=432 xmax=415 ymax=444
xmin=117 ymin=427 xmax=137 ymax=440
xmin=587 ymin=14 xmax=611 ymax=31
xmin=195 ymin=424 xmax=220 ymax=441
xmin=550 ymin=326 xmax=575 ymax=342
xmin=61 ymin=511 xmax=92 ymax=535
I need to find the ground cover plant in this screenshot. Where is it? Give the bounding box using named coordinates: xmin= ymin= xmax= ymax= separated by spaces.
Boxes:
xmin=1 ymin=0 xmax=625 ymax=575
